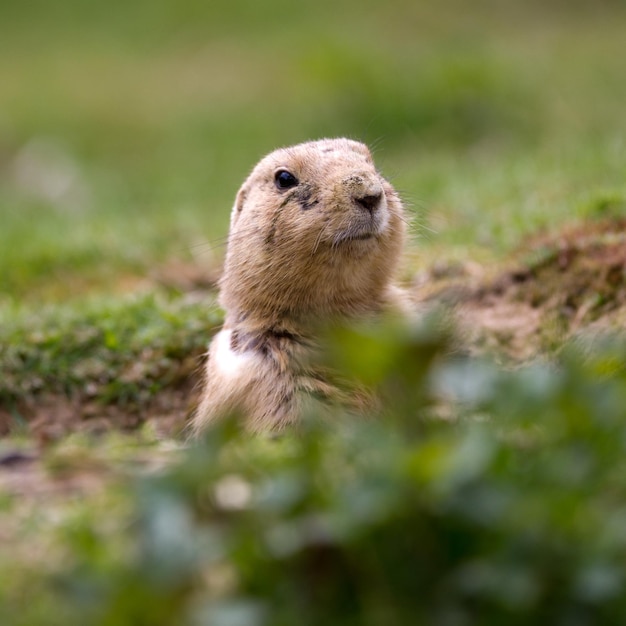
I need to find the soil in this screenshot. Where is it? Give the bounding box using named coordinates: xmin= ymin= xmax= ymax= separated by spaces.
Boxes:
xmin=0 ymin=384 xmax=195 ymax=442
xmin=423 ymin=216 xmax=626 ymax=359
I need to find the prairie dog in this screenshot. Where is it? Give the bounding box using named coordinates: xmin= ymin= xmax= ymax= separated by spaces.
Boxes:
xmin=193 ymin=138 xmax=409 ymax=433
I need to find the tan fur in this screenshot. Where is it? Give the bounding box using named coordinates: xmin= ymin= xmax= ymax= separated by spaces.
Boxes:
xmin=193 ymin=138 xmax=409 ymax=433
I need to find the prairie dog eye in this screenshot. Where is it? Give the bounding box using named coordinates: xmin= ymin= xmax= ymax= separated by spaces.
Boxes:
xmin=274 ymin=169 xmax=299 ymax=190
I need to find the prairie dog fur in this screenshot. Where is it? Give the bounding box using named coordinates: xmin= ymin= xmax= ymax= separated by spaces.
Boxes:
xmin=193 ymin=138 xmax=409 ymax=433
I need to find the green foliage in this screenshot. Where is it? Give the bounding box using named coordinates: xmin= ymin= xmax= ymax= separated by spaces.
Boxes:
xmin=301 ymin=47 xmax=540 ymax=149
xmin=0 ymin=293 xmax=220 ymax=409
xmin=5 ymin=321 xmax=626 ymax=625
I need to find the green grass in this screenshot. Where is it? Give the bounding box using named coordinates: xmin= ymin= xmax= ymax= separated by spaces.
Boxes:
xmin=0 ymin=292 xmax=221 ymax=412
xmin=2 ymin=1 xmax=626 ymax=623
xmin=1 ymin=1 xmax=625 ymax=301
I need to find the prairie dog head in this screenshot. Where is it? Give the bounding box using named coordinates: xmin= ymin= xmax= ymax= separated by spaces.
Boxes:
xmin=219 ymin=138 xmax=406 ymax=328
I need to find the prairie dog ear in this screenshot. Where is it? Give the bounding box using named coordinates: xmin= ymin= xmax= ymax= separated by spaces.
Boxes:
xmin=230 ymin=185 xmax=248 ymax=226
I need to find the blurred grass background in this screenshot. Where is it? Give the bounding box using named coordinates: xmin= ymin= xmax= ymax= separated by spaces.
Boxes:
xmin=2 ymin=5 xmax=626 ymax=620
xmin=1 ymin=0 xmax=625 ymax=301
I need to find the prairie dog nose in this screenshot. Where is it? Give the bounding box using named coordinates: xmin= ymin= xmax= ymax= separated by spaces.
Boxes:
xmin=355 ymin=191 xmax=383 ymax=213
xmin=343 ymin=174 xmax=384 ymax=213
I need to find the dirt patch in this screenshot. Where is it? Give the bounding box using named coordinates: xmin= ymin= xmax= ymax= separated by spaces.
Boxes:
xmin=0 ymin=382 xmax=199 ymax=442
xmin=0 ymin=386 xmax=193 ymax=505
xmin=424 ymin=216 xmax=626 ymax=359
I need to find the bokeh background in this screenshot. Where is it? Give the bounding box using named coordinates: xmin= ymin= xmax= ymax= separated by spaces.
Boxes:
xmin=1 ymin=0 xmax=625 ymax=300
xmin=3 ymin=6 xmax=626 ymax=622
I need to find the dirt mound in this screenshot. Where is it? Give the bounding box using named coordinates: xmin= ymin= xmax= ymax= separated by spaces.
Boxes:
xmin=430 ymin=217 xmax=626 ymax=358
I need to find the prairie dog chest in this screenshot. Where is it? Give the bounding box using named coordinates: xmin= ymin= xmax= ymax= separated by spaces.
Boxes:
xmin=211 ymin=329 xmax=262 ymax=380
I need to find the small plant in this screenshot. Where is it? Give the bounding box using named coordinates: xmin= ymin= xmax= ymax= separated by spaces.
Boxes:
xmin=11 ymin=320 xmax=625 ymax=626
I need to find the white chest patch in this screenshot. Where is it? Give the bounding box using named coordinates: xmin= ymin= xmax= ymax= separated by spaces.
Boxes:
xmin=212 ymin=329 xmax=259 ymax=379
